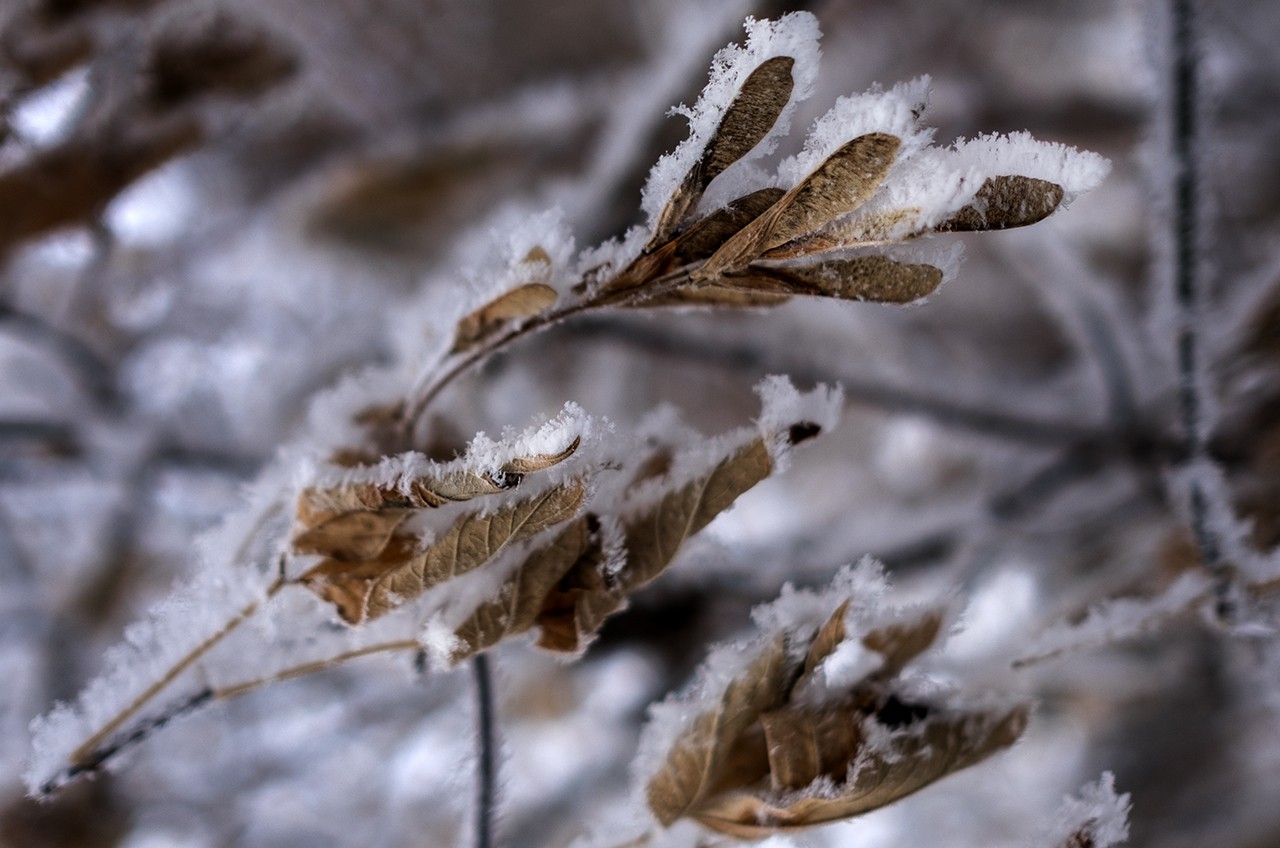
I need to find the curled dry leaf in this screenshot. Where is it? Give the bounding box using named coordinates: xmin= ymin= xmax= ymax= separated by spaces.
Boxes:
xmin=691 ymin=705 xmax=1029 ymax=838
xmin=647 ymin=636 xmax=789 ymax=825
xmin=607 ymin=188 xmax=785 ymax=300
xmin=652 ymin=56 xmax=796 ymax=244
xmin=539 ymin=435 xmax=776 ymax=653
xmin=292 ymin=437 xmax=580 ymax=562
xmin=644 ymin=594 xmax=1027 ymax=837
xmin=301 ymin=481 xmax=586 ymax=625
xmin=451 ymin=282 xmax=558 ymax=353
xmin=698 ymin=133 xmax=901 ymax=277
xmin=936 ymin=175 xmax=1065 ymax=232
xmin=444 ymin=425 xmax=820 ymax=659
xmin=722 ymin=255 xmax=943 ymax=305
xmin=448 ymin=516 xmax=600 ymax=661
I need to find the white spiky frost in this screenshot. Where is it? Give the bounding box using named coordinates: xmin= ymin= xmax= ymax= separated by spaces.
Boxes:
xmin=1035 ymin=772 xmax=1131 ymax=848
xmin=641 ymin=12 xmax=824 ymax=224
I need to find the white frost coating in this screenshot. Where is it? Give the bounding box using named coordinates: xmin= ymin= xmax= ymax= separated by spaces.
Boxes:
xmin=1018 ymin=571 xmax=1210 ymax=665
xmin=304 ymin=401 xmax=600 ymax=497
xmin=1035 ymin=772 xmax=1131 ymax=848
xmin=418 ymin=615 xmax=466 ymax=671
xmin=753 ymin=375 xmax=842 ymax=470
xmin=950 ymin=131 xmax=1111 ymax=203
xmin=640 ymin=12 xmax=824 ymax=224
xmin=778 ymin=76 xmax=934 ymax=188
xmin=750 ymin=556 xmax=889 ymax=639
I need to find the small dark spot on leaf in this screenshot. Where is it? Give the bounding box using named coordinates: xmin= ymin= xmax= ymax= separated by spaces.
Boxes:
xmin=787 ymin=422 xmax=822 ymax=444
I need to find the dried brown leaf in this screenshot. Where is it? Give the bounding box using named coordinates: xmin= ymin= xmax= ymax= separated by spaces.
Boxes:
xmin=936 ymin=175 xmax=1065 ymax=232
xmin=292 ymin=508 xmax=412 ymax=563
xmin=450 ymin=516 xmax=598 ymax=661
xmin=605 ymin=188 xmax=785 ymax=300
xmin=451 ymin=282 xmax=557 ymax=353
xmin=535 ymin=436 xmax=779 ymax=653
xmin=646 ymin=636 xmax=789 ymax=825
xmin=792 ymin=599 xmax=850 ymax=694
xmin=301 ymin=481 xmax=586 ymax=624
xmin=292 ymin=438 xmax=580 ymax=561
xmin=760 ymin=707 xmax=863 ymax=790
xmin=652 ymin=57 xmax=795 ymax=243
xmin=698 ymin=133 xmax=900 ymax=277
xmin=862 ymin=608 xmax=945 ymax=678
xmin=690 ymin=704 xmax=1030 ymax=837
xmin=724 ymin=255 xmax=943 ymax=305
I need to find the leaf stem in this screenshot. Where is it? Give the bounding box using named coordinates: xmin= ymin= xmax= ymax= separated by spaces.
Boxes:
xmin=68 ymin=577 xmax=285 ymax=766
xmin=473 ymin=653 xmax=497 ymax=848
xmin=399 ymin=268 xmax=693 ymax=441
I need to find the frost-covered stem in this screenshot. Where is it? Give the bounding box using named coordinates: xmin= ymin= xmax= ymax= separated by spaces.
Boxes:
xmin=211 ymin=639 xmax=423 ymax=700
xmin=49 ymin=636 xmax=424 ymax=791
xmin=68 ymin=577 xmax=285 ymax=765
xmin=473 ymin=653 xmax=497 ymax=848
xmin=400 ymin=268 xmax=693 ymax=439
xmin=1169 ymin=0 xmax=1223 ymax=580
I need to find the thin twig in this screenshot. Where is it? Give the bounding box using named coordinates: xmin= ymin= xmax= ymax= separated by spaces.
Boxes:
xmin=472 ymin=653 xmax=497 ymax=848
xmin=398 ymin=268 xmax=693 ymax=441
xmin=1169 ymin=0 xmax=1226 ymax=592
xmin=41 ymin=636 xmax=424 ymax=796
xmin=68 ymin=577 xmax=285 ymax=765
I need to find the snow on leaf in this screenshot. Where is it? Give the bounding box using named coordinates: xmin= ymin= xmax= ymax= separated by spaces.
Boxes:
xmin=646 ymin=635 xmax=789 ymax=825
xmin=652 ymin=57 xmax=796 ymax=243
xmin=301 ymin=481 xmax=586 ymax=625
xmin=448 ymin=515 xmax=600 ymax=662
xmin=698 ymin=133 xmax=900 ymax=276
xmin=292 ymin=437 xmax=580 ymax=562
xmin=536 ymin=436 xmax=777 ymax=653
xmin=641 ymin=568 xmax=1027 ymax=837
xmin=451 ymin=281 xmax=557 ymax=353
xmin=689 ymin=704 xmax=1029 ymax=837
xmin=935 ymin=175 xmax=1065 ymax=232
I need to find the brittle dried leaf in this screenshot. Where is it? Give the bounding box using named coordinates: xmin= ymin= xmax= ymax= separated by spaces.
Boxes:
xmin=862 ymin=607 xmax=945 ymax=678
xmin=534 ymin=436 xmax=779 ymax=652
xmin=726 ymin=255 xmax=943 ymax=304
xmin=793 ymin=599 xmax=850 ymax=693
xmin=690 ymin=704 xmax=1029 ymax=837
xmin=698 ymin=133 xmax=900 ymax=277
xmin=936 ymin=175 xmax=1065 ymax=232
xmin=449 ymin=517 xmax=598 ymax=661
xmin=292 ymin=438 xmax=580 ymax=561
xmin=646 ymin=636 xmax=789 ymax=825
xmin=760 ymin=707 xmax=863 ymax=790
xmin=652 ymin=57 xmax=796 ymax=243
xmin=302 ymin=481 xmax=586 ymax=625
xmin=451 ymin=282 xmax=557 ymax=353
xmin=606 ymin=188 xmax=784 ymax=300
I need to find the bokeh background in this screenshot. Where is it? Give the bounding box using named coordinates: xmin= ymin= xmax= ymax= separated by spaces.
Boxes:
xmin=1 ymin=0 xmax=1279 ymax=846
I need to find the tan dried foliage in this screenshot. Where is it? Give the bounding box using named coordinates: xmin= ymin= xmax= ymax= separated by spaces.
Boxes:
xmin=449 ymin=516 xmax=599 ymax=661
xmin=452 ymin=280 xmax=558 ymax=353
xmin=302 ymin=481 xmax=586 ymax=625
xmin=936 ymin=175 xmax=1065 ymax=232
xmin=644 ymin=598 xmax=1028 ymax=837
xmin=646 ymin=636 xmax=789 ymax=825
xmin=539 ymin=436 xmax=777 ymax=652
xmin=292 ymin=437 xmax=580 ymax=562
xmin=653 ymin=57 xmax=796 ymax=243
xmin=699 ymin=133 xmax=900 ymax=276
xmin=435 ymin=432 xmax=794 ymax=661
xmin=723 ymin=255 xmax=943 ymax=305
